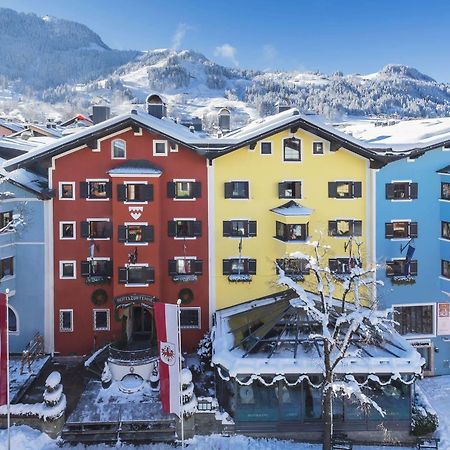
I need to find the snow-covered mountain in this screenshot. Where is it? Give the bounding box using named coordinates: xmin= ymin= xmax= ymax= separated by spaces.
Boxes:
xmin=2 ymin=8 xmax=450 ymax=125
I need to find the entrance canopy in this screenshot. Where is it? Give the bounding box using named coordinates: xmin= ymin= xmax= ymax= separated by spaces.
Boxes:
xmin=114 ymin=293 xmax=157 ymax=310
xmin=212 ymin=290 xmax=423 ymax=384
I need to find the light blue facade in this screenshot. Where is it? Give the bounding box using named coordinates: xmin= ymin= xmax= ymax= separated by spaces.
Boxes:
xmin=376 ymin=147 xmax=450 ymax=375
xmin=0 ymin=177 xmax=46 ymax=353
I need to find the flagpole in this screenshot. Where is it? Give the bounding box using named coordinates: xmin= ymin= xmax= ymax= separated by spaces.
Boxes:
xmin=6 ymin=288 xmax=10 ymax=450
xmin=176 ymin=298 xmax=184 ymax=449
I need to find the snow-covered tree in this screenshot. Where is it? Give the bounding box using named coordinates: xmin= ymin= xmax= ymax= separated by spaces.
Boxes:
xmin=43 ymin=371 xmax=66 ymax=420
xmin=181 ymin=368 xmax=197 ymax=417
xmin=276 ymin=240 xmax=421 ymax=450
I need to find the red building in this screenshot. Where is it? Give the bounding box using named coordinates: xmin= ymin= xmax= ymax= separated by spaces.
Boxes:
xmin=19 ymin=100 xmax=213 ymax=356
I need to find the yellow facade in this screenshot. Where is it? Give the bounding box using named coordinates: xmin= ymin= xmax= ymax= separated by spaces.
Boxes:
xmin=212 ymin=128 xmax=374 ymax=310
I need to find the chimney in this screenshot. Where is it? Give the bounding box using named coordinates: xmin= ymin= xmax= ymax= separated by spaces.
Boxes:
xmin=92 ymin=105 xmax=111 ymax=124
xmin=146 ymin=94 xmax=167 ymax=119
xmin=218 ymin=108 xmax=231 ymax=133
xmin=275 ymin=100 xmax=291 ymax=114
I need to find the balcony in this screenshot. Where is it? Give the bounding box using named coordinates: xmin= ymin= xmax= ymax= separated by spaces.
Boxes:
xmin=108 ymin=341 xmax=158 ymax=365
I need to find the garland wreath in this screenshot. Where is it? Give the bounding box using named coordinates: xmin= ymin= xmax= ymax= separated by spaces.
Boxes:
xmin=91 ymin=288 xmax=108 ymax=306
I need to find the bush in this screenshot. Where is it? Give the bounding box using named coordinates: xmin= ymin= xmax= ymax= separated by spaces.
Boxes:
xmin=411 ymin=388 xmax=439 ymax=436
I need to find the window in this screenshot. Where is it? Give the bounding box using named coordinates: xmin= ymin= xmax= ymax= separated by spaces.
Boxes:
xmin=168 ymin=220 xmax=201 ymax=238
xmin=441 ymin=182 xmax=450 ymax=200
xmin=59 ymin=182 xmax=75 ymax=200
xmin=117 ymin=183 xmax=153 ymax=202
xmin=394 ymin=305 xmax=434 ymax=336
xmin=283 ymin=137 xmax=301 ymax=161
xmin=223 ymin=220 xmax=257 ymax=237
xmin=442 ymin=222 xmax=450 ymax=240
xmin=386 ymin=259 xmax=418 ymax=277
xmin=222 ymin=258 xmax=257 ymax=275
xmin=386 ymin=221 xmax=418 ymax=239
xmin=0 ymin=211 xmax=13 ymax=229
xmin=118 ymin=265 xmax=154 ymax=285
xmin=167 ymin=181 xmax=201 ymax=199
xmin=93 ymin=309 xmax=110 ymax=331
xmin=224 ymin=181 xmax=249 ymax=199
xmin=80 ymin=220 xmax=112 ymax=239
xmin=59 ymin=261 xmax=76 ymax=279
xmin=59 ymin=309 xmax=73 ymax=332
xmin=442 ymin=260 xmax=450 ymax=279
xmin=81 ymin=259 xmax=112 ymax=278
xmin=275 ymin=221 xmax=308 ymax=241
xmin=80 ymin=181 xmax=111 ymax=200
xmin=312 ymin=142 xmax=324 ymax=155
xmin=118 ymin=224 xmax=154 ymax=243
xmin=8 ymin=307 xmax=17 ymax=333
xmin=180 ymin=308 xmax=201 ymax=329
xmin=385 ymin=182 xmax=418 ymax=200
xmin=112 ymin=139 xmax=126 ymax=159
xmin=260 ymin=142 xmax=272 ymax=155
xmin=60 ymin=222 xmax=75 ymax=240
xmin=278 ymin=181 xmax=302 ymax=199
xmin=328 ymin=181 xmax=362 ymax=199
xmin=0 ymin=257 xmax=14 ymax=278
xmin=169 ymin=258 xmax=203 ymax=276
xmin=276 ymin=258 xmax=310 ymax=276
xmin=329 ymin=258 xmax=361 ymax=274
xmin=153 ymin=140 xmax=168 ymax=156
xmin=328 ymin=220 xmax=362 ymax=237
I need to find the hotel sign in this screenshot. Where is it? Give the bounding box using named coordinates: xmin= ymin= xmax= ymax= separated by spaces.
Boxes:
xmin=437 ymin=303 xmax=450 ymax=335
xmin=114 ymin=293 xmax=156 ymax=308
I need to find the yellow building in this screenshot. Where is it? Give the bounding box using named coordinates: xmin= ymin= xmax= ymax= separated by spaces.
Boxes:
xmin=207 ymin=109 xmax=383 ymax=310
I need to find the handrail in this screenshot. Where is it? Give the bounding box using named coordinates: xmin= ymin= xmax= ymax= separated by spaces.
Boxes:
xmin=108 ymin=344 xmax=158 ymax=363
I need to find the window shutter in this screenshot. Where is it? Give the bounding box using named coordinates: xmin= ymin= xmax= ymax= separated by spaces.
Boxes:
xmin=168 ymin=260 xmax=177 ymax=276
xmin=224 ymin=182 xmax=233 ymax=199
xmin=168 ymin=221 xmax=177 ymax=237
xmin=409 ymin=222 xmax=418 ymax=238
xmin=353 ymin=182 xmax=362 ymax=198
xmin=117 ymin=184 xmax=127 ymax=201
xmin=193 ymin=221 xmax=202 ymax=237
xmin=385 ymin=223 xmax=394 ymax=239
xmin=192 ymin=182 xmax=201 ymax=198
xmin=143 ymin=225 xmax=154 ymax=242
xmin=143 ymin=185 xmax=153 ymax=202
xmin=223 ymin=259 xmax=232 ymax=275
xmin=409 ymin=260 xmax=418 ymax=276
xmin=328 ymin=182 xmax=337 ymax=198
xmin=118 ymin=225 xmax=127 ymax=242
xmin=145 ymin=267 xmax=155 ymax=284
xmin=194 ymin=260 xmax=203 ymax=275
xmin=223 ymin=221 xmax=232 ymax=237
xmin=80 ymin=260 xmax=90 ymax=277
xmin=278 ymin=182 xmax=286 ymax=198
xmin=105 ymin=260 xmax=113 ymax=276
xmin=328 ymin=259 xmax=339 ymax=273
xmin=105 ymin=182 xmax=112 ymax=198
xmin=167 ymin=182 xmax=176 ymax=198
xmin=118 ymin=267 xmax=128 ymax=284
xmin=410 ymin=183 xmax=418 ymax=199
xmin=79 ymin=182 xmax=88 ymax=199
xmin=353 ymin=220 xmax=362 ymax=236
xmin=104 ymin=221 xmax=112 ymax=238
xmin=328 ymin=221 xmax=337 ymax=236
xmin=386 ymin=183 xmax=395 ymax=199
xmin=80 ymin=221 xmax=90 ymax=238
xmin=248 ymin=259 xmax=257 ymax=275
xmin=248 ymin=221 xmax=257 ymax=237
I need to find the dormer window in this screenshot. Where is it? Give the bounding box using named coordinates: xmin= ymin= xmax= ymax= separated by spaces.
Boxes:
xmin=112 ymin=139 xmax=126 ymax=159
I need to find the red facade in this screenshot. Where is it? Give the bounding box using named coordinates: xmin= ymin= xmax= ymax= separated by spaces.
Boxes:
xmin=52 ymin=125 xmax=209 ymax=356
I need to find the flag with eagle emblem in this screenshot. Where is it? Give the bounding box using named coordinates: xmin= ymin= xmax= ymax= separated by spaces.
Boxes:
xmin=154 ymin=302 xmax=181 ymax=416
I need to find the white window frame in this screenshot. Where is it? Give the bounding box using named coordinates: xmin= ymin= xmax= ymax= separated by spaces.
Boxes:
xmin=86 ymin=218 xmax=111 ymax=241
xmin=59 ymin=221 xmax=76 ymax=240
xmin=180 ymin=307 xmax=201 ymax=329
xmin=59 ymin=309 xmax=74 ymax=332
xmin=123 ymin=180 xmax=149 ymax=205
xmin=93 ymin=309 xmax=110 ymax=331
xmin=389 ymin=179 xmax=414 ymax=203
xmin=8 ymin=305 xmax=19 ymax=335
xmin=85 ymin=178 xmax=110 ymax=202
xmin=393 ymin=302 xmax=436 ymax=339
xmin=173 ymin=178 xmax=197 ymax=202
xmin=173 ymin=217 xmax=197 ymax=240
xmin=312 ymin=141 xmax=325 ymax=155
xmin=153 ymin=140 xmax=168 ymax=157
xmin=111 ymin=139 xmax=126 ymax=160
xmin=226 ymin=180 xmax=250 ymax=201
xmin=59 ymin=181 xmax=75 ymax=201
xmin=123 ymin=221 xmax=149 ymax=246
xmin=260 ymin=141 xmax=272 ymax=156
xmin=124 ymin=263 xmax=150 ymax=288
xmin=59 ymin=260 xmax=76 ymax=279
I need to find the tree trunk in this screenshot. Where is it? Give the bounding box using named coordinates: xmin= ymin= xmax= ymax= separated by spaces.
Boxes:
xmin=322 ymin=343 xmax=333 ymax=450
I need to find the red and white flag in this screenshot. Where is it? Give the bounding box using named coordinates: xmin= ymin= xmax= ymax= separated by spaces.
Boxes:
xmin=154 ymin=302 xmax=180 ymax=417
xmin=0 ymin=292 xmax=7 ymax=406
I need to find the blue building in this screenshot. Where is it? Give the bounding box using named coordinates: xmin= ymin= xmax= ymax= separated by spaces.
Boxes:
xmin=0 ymin=158 xmax=49 ymax=353
xmin=376 ymin=145 xmax=450 ymax=375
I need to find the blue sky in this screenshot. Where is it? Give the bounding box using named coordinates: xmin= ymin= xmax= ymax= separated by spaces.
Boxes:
xmin=1 ymin=0 xmax=450 ymax=81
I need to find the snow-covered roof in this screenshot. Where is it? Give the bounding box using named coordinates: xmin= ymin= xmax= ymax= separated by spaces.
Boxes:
xmin=0 ymin=120 xmax=24 ymax=133
xmin=270 ymin=200 xmax=314 ymax=217
xmin=212 ymin=289 xmax=423 ymax=380
xmin=108 ymin=160 xmax=163 ymax=175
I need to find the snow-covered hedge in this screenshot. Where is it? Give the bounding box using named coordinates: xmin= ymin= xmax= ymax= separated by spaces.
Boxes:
xmin=411 ymin=385 xmax=439 ymax=436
